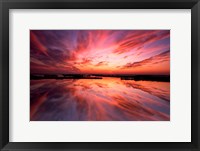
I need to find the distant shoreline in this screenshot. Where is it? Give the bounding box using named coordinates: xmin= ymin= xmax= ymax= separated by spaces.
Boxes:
xmin=30 ymin=74 xmax=170 ymax=82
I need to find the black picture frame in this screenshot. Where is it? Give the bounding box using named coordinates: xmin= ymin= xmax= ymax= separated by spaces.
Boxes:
xmin=0 ymin=0 xmax=199 ymax=151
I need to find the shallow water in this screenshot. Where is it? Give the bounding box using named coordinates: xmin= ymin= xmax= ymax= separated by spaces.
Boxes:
xmin=30 ymin=77 xmax=170 ymax=121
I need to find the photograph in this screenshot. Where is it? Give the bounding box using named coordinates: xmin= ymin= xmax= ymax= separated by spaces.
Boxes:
xmin=30 ymin=30 xmax=170 ymax=121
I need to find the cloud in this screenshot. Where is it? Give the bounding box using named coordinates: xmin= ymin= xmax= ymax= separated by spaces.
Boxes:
xmin=95 ymin=61 xmax=108 ymax=66
xmin=30 ymin=32 xmax=48 ymax=56
xmin=113 ymin=30 xmax=169 ymax=54
xmin=30 ymin=30 xmax=170 ymax=74
xmin=122 ymin=50 xmax=170 ymax=69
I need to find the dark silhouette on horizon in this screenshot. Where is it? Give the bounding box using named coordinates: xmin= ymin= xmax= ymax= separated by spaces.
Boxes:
xmin=30 ymin=74 xmax=170 ymax=82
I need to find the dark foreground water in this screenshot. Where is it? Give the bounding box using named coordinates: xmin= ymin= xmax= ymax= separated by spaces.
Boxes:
xmin=30 ymin=77 xmax=170 ymax=121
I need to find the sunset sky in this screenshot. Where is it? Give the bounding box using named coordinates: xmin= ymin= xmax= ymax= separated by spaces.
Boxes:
xmin=30 ymin=30 xmax=170 ymax=75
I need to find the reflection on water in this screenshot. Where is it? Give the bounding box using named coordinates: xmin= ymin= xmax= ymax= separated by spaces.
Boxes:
xmin=30 ymin=77 xmax=170 ymax=121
